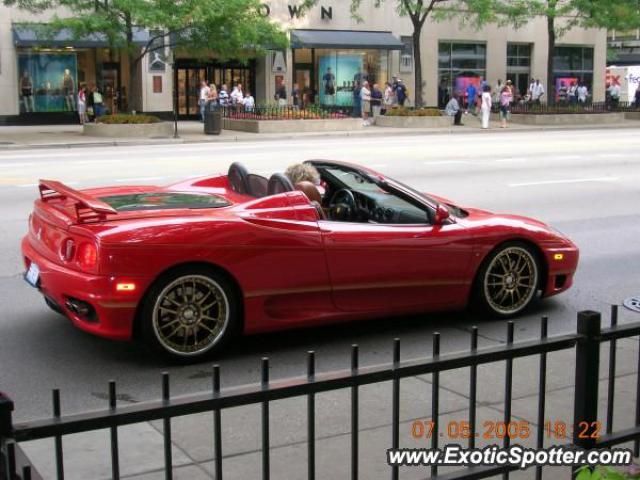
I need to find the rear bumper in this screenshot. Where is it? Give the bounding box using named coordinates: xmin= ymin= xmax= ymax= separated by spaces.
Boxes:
xmin=21 ymin=236 xmax=149 ymax=341
xmin=541 ymin=245 xmax=579 ymax=298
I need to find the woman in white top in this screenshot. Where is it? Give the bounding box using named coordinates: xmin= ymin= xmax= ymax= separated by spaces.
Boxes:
xmin=360 ymin=81 xmax=372 ymax=125
xmin=481 ymin=85 xmax=492 ymax=129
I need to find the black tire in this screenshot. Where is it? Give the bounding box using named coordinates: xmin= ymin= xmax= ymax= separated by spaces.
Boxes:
xmin=473 ymin=242 xmax=541 ymax=318
xmin=141 ymin=265 xmax=240 ymax=361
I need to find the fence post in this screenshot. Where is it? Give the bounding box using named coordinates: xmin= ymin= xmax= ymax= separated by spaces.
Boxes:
xmin=573 ymin=310 xmax=601 ymax=452
xmin=0 ymin=392 xmax=15 ymax=480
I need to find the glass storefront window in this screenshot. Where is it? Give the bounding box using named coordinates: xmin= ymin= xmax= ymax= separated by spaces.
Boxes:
xmin=553 ymin=46 xmax=594 ymax=98
xmin=314 ymin=49 xmax=390 ymax=106
xmin=438 ymin=42 xmax=487 ymax=107
xmin=18 ymin=50 xmax=79 ymax=113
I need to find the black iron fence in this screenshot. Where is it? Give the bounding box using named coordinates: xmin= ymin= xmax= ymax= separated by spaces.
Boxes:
xmin=1 ymin=308 xmax=639 ymax=480
xmin=220 ymin=104 xmax=355 ymax=121
xmin=504 ymin=101 xmax=639 ymax=115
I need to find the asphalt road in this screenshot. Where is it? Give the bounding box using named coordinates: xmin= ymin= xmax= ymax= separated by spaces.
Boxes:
xmin=1 ymin=128 xmax=639 ymax=422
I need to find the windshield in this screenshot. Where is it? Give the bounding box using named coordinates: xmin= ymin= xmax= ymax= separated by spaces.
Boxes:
xmin=99 ymin=192 xmax=230 ymax=212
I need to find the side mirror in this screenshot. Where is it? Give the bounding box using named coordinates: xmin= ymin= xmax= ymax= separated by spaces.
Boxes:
xmin=434 ymin=204 xmax=450 ymax=225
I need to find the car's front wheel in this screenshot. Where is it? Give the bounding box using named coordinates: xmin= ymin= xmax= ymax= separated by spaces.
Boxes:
xmin=475 ymin=243 xmax=540 ymax=318
xmin=141 ymin=266 xmax=239 ymax=361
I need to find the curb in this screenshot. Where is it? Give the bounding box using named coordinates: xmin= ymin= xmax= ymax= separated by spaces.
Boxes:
xmin=0 ymin=122 xmax=638 ymax=151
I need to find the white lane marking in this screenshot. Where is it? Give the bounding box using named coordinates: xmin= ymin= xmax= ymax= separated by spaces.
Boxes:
xmin=17 ymin=184 xmax=38 ymax=188
xmin=598 ymin=153 xmax=625 ymax=159
xmin=423 ymin=160 xmax=473 ymax=165
xmin=495 ymin=157 xmax=526 ymax=163
xmin=552 ymin=155 xmax=582 ymax=161
xmin=508 ymin=177 xmax=620 ymax=187
xmin=114 ymin=176 xmax=166 ymax=183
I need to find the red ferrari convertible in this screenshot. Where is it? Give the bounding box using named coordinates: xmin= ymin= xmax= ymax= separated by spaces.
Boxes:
xmin=22 ymin=160 xmax=578 ymax=359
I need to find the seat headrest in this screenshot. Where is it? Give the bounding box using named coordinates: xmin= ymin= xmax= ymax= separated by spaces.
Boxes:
xmin=294 ymin=181 xmax=322 ymax=204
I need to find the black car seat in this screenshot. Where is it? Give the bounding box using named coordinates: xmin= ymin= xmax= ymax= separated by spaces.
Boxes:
xmin=267 ymin=173 xmax=294 ymax=195
xmin=246 ymin=174 xmax=269 ymax=198
xmin=228 ymin=162 xmax=249 ymax=194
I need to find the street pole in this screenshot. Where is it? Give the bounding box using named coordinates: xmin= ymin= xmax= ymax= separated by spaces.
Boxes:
xmin=171 ymin=50 xmax=179 ymax=139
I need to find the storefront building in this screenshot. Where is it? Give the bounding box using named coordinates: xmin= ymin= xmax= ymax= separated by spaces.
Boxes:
xmin=0 ymin=1 xmax=607 ymax=124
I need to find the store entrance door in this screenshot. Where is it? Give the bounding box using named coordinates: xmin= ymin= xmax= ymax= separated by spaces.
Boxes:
xmin=100 ymin=63 xmax=121 ymax=113
xmin=294 ymin=65 xmax=313 ymax=104
xmin=177 ymin=67 xmax=207 ymax=117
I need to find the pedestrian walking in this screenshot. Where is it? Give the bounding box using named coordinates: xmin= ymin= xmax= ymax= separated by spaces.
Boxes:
xmin=371 ymin=83 xmax=383 ymax=118
xmin=77 ymin=84 xmax=88 ymax=124
xmin=569 ymin=81 xmax=578 ymax=105
xmin=292 ymin=83 xmax=301 ymax=108
xmin=92 ymin=84 xmax=105 ymax=118
xmin=243 ymin=91 xmax=255 ymax=112
xmin=481 ymin=84 xmax=492 ymax=129
xmin=275 ymin=79 xmax=287 ymax=106
xmin=465 ymin=82 xmax=477 ymax=114
xmin=499 ymin=84 xmax=512 ymax=128
xmin=577 ymin=82 xmax=589 ymax=105
xmin=445 ymin=92 xmax=463 ymax=126
xmin=218 ymin=84 xmax=229 ymax=107
xmin=352 ymin=81 xmax=361 ymax=118
xmin=199 ymin=80 xmax=211 ymax=122
xmin=230 ymin=83 xmax=244 ymax=106
xmin=360 ymin=81 xmax=371 ymax=126
xmin=608 ymin=82 xmax=620 ymax=109
xmin=395 ymin=78 xmax=407 ymax=107
xmin=383 ymin=81 xmax=395 ymax=113
xmin=531 ymin=79 xmax=545 ymax=104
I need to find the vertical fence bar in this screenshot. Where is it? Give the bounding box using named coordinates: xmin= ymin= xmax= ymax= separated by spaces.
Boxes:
xmin=22 ymin=465 xmax=32 ymax=480
xmin=468 ymin=327 xmax=478 ymax=450
xmin=391 ymin=339 xmax=400 ymax=480
xmin=0 ymin=393 xmax=15 ymax=480
xmin=431 ymin=333 xmax=440 ymax=479
xmin=502 ymin=321 xmax=514 ymax=480
xmin=212 ymin=365 xmax=223 ymax=480
xmin=573 ymin=311 xmax=601 ymax=457
xmin=6 ymin=443 xmax=16 ymax=480
xmin=535 ymin=316 xmax=548 ymax=480
xmin=351 ymin=345 xmax=359 ymax=480
xmin=162 ymin=373 xmax=173 ymax=480
xmin=307 ymin=352 xmax=316 ymax=480
xmin=606 ymin=305 xmax=618 ymax=435
xmin=261 ymin=358 xmax=270 ymax=480
xmin=52 ymin=390 xmax=64 ymax=480
xmin=636 ymin=327 xmax=640 ymax=457
xmin=108 ymin=381 xmax=120 ymax=480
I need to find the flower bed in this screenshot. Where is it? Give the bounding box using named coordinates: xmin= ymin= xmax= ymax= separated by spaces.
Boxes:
xmin=96 ymin=114 xmax=162 ymax=124
xmin=84 ymin=114 xmax=173 ymax=137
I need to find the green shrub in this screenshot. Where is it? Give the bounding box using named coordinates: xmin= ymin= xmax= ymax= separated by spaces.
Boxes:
xmin=97 ymin=114 xmax=162 ymax=124
xmin=385 ymin=107 xmax=442 ymax=117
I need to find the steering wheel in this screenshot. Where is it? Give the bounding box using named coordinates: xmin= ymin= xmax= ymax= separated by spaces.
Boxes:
xmin=329 ymin=189 xmax=357 ymax=221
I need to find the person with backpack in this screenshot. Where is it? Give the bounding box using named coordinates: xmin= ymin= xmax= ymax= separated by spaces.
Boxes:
xmin=395 ymin=79 xmax=407 ymax=106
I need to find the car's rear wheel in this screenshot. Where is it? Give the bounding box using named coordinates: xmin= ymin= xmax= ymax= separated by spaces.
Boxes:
xmin=141 ymin=266 xmax=239 ymax=360
xmin=475 ymin=243 xmax=540 ymax=318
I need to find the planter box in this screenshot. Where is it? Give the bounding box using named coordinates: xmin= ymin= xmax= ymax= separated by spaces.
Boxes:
xmin=83 ymin=122 xmax=174 ymax=138
xmin=374 ymin=115 xmax=452 ymax=128
xmin=510 ymin=112 xmax=625 ymax=126
xmin=624 ymin=112 xmax=640 ymax=120
xmin=223 ymin=118 xmax=363 ymax=133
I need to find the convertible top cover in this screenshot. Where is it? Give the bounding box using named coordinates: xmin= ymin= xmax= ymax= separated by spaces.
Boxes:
xmin=98 ymin=192 xmax=230 ymax=212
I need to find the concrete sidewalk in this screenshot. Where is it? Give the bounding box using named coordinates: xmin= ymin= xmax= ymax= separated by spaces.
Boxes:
xmin=0 ymin=119 xmax=639 ymax=151
xmin=16 ymin=337 xmax=640 ymax=480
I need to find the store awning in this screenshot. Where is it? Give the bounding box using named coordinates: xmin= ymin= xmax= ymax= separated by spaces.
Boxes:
xmin=12 ymin=24 xmax=150 ymax=48
xmin=290 ymin=29 xmax=404 ymax=50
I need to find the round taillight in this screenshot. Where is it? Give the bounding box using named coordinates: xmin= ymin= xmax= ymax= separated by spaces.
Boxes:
xmin=77 ymin=242 xmax=98 ymax=270
xmin=60 ymin=238 xmax=76 ymax=262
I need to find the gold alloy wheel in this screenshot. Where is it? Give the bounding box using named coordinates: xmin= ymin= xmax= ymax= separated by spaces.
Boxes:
xmin=483 ymin=246 xmax=538 ymax=316
xmin=152 ymin=275 xmax=229 ymax=356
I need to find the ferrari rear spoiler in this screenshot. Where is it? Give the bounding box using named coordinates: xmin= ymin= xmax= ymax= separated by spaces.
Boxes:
xmin=39 ymin=179 xmax=118 ymax=223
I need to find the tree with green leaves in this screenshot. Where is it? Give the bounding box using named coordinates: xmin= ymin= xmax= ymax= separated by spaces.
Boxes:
xmin=497 ymin=0 xmax=640 ymax=104
xmin=4 ymin=0 xmax=288 ymax=111
xmin=301 ymin=0 xmax=496 ymax=106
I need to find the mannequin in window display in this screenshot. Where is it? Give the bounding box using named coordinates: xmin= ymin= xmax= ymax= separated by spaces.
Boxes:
xmin=20 ymin=71 xmax=35 ymax=112
xmin=322 ymin=67 xmax=336 ymax=105
xmin=62 ymin=69 xmax=76 ymax=111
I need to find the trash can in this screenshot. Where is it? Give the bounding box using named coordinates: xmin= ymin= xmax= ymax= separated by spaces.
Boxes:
xmin=204 ymin=102 xmax=222 ymax=135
